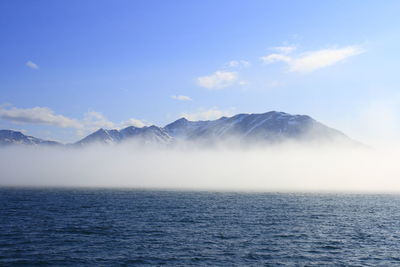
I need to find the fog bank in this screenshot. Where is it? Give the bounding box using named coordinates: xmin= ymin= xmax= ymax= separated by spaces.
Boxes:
xmin=0 ymin=143 xmax=398 ymax=193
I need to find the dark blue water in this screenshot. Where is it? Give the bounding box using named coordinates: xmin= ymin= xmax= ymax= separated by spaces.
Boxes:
xmin=1 ymin=189 xmax=400 ymax=266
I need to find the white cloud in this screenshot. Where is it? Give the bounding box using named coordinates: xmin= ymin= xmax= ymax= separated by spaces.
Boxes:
xmin=181 ymin=108 xmax=234 ymax=121
xmin=289 ymin=46 xmax=365 ymax=73
xmin=81 ymin=111 xmax=115 ymax=131
xmin=171 ymin=95 xmax=192 ymax=101
xmin=26 ymin=61 xmax=39 ymax=70
xmin=0 ymin=106 xmax=81 ymax=128
xmin=261 ymin=45 xmax=365 ymax=73
xmin=78 ymin=112 xmax=148 ymax=136
xmin=225 ymin=60 xmax=251 ymax=68
xmin=196 ymin=71 xmax=238 ymax=89
xmin=0 ymin=105 xmax=147 ymax=137
xmin=120 ymin=118 xmax=146 ymax=128
xmin=262 ymin=54 xmax=292 ymax=64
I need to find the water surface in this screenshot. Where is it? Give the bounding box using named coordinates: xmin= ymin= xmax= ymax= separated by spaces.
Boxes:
xmin=1 ymin=188 xmax=400 ymax=266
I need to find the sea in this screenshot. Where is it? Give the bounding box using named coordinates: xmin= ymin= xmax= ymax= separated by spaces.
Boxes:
xmin=1 ymin=188 xmax=400 ymax=266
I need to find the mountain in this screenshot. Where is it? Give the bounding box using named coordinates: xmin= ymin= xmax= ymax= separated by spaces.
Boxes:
xmin=163 ymin=111 xmax=351 ymax=144
xmin=74 ymin=125 xmax=172 ymax=146
xmin=0 ymin=130 xmax=60 ymax=146
xmin=1 ymin=111 xmax=357 ymax=147
xmin=76 ymin=111 xmax=354 ymax=146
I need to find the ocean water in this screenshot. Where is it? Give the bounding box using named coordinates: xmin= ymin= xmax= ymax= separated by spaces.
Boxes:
xmin=1 ymin=189 xmax=400 ymax=266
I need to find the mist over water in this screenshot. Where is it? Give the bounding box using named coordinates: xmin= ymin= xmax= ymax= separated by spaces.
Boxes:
xmin=1 ymin=140 xmax=399 ymax=193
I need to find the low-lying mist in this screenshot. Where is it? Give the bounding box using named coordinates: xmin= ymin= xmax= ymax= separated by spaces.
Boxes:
xmin=0 ymin=141 xmax=399 ymax=193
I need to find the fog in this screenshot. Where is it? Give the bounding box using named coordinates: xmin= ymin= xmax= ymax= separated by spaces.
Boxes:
xmin=1 ymin=140 xmax=400 ymax=193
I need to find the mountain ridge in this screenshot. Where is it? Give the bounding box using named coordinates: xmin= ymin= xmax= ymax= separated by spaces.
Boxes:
xmin=0 ymin=130 xmax=61 ymax=146
xmin=0 ymin=111 xmax=357 ymax=147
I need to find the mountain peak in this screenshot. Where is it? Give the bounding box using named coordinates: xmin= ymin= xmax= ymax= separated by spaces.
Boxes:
xmin=168 ymin=117 xmax=189 ymax=125
xmin=123 ymin=125 xmax=139 ymax=130
xmin=94 ymin=128 xmax=106 ymax=133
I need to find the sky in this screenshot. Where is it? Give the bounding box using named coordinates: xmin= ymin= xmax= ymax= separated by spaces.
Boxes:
xmin=1 ymin=0 xmax=400 ymax=145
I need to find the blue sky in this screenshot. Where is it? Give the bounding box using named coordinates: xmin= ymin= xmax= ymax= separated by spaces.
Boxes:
xmin=1 ymin=0 xmax=400 ymax=144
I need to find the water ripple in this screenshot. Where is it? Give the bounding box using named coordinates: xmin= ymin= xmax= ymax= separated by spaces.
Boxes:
xmin=2 ymin=188 xmax=400 ymax=266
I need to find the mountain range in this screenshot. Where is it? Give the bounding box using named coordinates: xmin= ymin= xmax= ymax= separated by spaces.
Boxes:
xmin=0 ymin=111 xmax=355 ymax=147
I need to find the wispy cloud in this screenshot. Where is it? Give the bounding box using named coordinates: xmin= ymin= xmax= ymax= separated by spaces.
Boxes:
xmin=181 ymin=108 xmax=234 ymax=121
xmin=261 ymin=45 xmax=365 ymax=73
xmin=225 ymin=60 xmax=251 ymax=68
xmin=196 ymin=71 xmax=238 ymax=90
xmin=25 ymin=61 xmax=39 ymax=70
xmin=171 ymin=95 xmax=192 ymax=101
